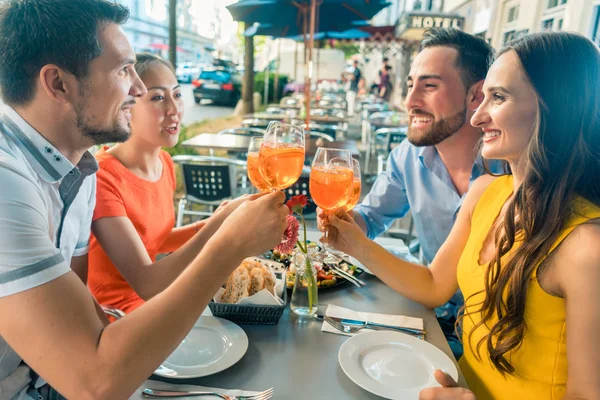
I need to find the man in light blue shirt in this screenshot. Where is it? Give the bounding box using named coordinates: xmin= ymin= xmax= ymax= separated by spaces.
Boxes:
xmin=320 ymin=28 xmax=499 ymax=356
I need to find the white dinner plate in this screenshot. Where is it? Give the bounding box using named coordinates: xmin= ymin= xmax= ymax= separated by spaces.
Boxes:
xmin=349 ymin=245 xmax=420 ymax=274
xmin=154 ymin=316 xmax=248 ymax=379
xmin=339 ymin=331 xmax=458 ymax=400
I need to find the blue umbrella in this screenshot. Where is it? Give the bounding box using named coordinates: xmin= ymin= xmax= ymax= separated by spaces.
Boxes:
xmin=244 ymin=21 xmax=369 ymax=38
xmin=228 ymin=0 xmax=390 ymax=28
xmin=288 ymin=27 xmax=371 ymax=40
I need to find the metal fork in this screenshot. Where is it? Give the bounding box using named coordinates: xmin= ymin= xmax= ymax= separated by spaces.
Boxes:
xmin=324 ymin=315 xmax=425 ymax=340
xmin=142 ymin=387 xmax=274 ymax=400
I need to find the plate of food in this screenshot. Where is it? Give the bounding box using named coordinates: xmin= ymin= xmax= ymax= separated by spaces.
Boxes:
xmin=263 ymin=241 xmax=364 ymax=290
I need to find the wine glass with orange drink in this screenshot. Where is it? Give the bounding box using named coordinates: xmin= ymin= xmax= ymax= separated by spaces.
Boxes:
xmin=258 ymin=122 xmax=305 ymax=192
xmin=309 ymin=148 xmax=354 ymax=262
xmin=257 ymin=122 xmax=306 ymax=244
xmin=247 ymin=137 xmax=271 ymax=193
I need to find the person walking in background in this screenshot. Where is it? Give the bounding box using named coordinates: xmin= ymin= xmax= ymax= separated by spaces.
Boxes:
xmin=378 ymin=65 xmax=393 ymax=101
xmin=346 ymin=59 xmax=362 ymax=116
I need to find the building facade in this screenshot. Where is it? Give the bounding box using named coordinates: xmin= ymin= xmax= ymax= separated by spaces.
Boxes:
xmin=116 ymin=0 xmax=214 ymax=65
xmin=445 ymin=0 xmax=600 ymax=50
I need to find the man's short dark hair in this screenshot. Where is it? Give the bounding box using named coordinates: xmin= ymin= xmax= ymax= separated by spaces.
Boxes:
xmin=420 ymin=28 xmax=494 ymax=89
xmin=0 ymin=0 xmax=130 ymax=106
xmin=382 ymin=57 xmax=389 ymax=63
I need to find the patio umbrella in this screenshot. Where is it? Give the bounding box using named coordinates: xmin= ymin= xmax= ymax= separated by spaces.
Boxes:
xmin=228 ymin=0 xmax=389 ymax=26
xmin=243 ymin=21 xmax=367 ymax=38
xmin=228 ymin=0 xmax=389 ymax=125
xmin=288 ymin=27 xmax=371 ymax=40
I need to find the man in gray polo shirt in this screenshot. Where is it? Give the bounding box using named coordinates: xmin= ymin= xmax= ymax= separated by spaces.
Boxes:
xmin=0 ymin=1 xmax=288 ymax=398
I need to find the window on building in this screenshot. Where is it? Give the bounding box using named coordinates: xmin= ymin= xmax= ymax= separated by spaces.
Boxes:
xmin=413 ymin=0 xmax=422 ymax=10
xmin=592 ymin=6 xmax=600 ymax=47
xmin=542 ymin=19 xmax=554 ymax=30
xmin=503 ymin=30 xmax=515 ymax=44
xmin=507 ymin=6 xmax=520 ymax=23
xmin=548 ymin=0 xmax=567 ymax=8
xmin=558 ymin=19 xmax=563 ymax=30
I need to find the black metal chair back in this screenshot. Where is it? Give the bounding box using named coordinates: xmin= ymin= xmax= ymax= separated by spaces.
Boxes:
xmin=387 ymin=130 xmax=407 ymax=153
xmin=284 ymin=174 xmax=317 ymax=215
xmin=181 ymin=163 xmax=234 ymax=202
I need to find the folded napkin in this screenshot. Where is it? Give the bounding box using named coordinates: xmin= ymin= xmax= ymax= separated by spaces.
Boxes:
xmin=321 ymin=304 xmax=424 ymax=337
xmin=130 ymin=380 xmax=261 ymax=400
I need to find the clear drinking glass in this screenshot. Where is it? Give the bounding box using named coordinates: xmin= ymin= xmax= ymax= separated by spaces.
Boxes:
xmin=309 ymin=147 xmax=354 ymax=262
xmin=258 ymin=121 xmax=305 ymax=191
xmin=247 ymin=137 xmax=271 ymax=193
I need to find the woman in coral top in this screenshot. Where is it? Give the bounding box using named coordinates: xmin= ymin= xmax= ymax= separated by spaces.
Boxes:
xmin=322 ymin=32 xmax=600 ymax=399
xmin=88 ymin=54 xmax=251 ymax=314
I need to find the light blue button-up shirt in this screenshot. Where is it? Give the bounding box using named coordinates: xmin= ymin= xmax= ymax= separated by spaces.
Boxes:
xmin=355 ymin=140 xmax=503 ymax=265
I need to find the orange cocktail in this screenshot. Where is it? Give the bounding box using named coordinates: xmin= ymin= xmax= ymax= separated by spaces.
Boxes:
xmin=310 ymin=165 xmax=354 ymax=211
xmin=259 ymin=143 xmax=305 ymax=190
xmin=343 ymin=178 xmax=362 ymax=211
xmin=247 ymin=152 xmax=271 ymax=192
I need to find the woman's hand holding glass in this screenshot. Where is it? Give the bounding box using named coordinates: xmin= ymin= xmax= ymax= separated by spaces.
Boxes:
xmin=309 ymin=148 xmax=354 ymax=261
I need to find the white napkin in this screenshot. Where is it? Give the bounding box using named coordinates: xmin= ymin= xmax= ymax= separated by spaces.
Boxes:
xmin=130 ymin=380 xmax=261 ymax=399
xmin=321 ymin=304 xmax=424 ymax=336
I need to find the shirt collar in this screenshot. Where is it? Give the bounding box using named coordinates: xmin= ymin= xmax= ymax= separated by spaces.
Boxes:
xmin=417 ymin=146 xmax=438 ymax=170
xmin=1 ymin=107 xmax=98 ymax=183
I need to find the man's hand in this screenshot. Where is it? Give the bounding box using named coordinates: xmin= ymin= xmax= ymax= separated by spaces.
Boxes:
xmin=216 ymin=191 xmax=288 ymax=257
xmin=419 ymin=370 xmax=475 ymax=400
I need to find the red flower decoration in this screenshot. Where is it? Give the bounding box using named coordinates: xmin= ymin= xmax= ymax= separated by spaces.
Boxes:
xmin=286 ymin=195 xmax=309 ymax=215
xmin=274 ymin=215 xmax=300 ymax=254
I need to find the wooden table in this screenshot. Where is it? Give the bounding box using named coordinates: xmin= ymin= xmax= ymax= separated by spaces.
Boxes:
xmin=181 ymin=133 xmax=360 ymax=159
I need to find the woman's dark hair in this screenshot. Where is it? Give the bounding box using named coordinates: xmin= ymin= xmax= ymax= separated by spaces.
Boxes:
xmin=0 ymin=0 xmax=129 ymax=106
xmin=134 ymin=53 xmax=175 ymax=80
xmin=420 ymin=28 xmax=494 ymax=89
xmin=462 ymin=31 xmax=600 ymax=375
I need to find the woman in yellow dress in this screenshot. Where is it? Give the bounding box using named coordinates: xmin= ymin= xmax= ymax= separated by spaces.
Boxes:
xmin=322 ymin=32 xmax=600 ymax=399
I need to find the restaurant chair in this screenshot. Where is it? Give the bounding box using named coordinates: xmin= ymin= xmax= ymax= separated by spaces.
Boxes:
xmin=306 ymin=130 xmax=335 ymax=142
xmin=280 ymin=96 xmax=300 ymax=107
xmin=374 ymin=127 xmax=408 ymax=155
xmin=242 ymin=118 xmax=270 ymax=129
xmin=285 ymin=173 xmax=317 ymax=217
xmin=265 ymin=106 xmax=285 ymax=114
xmin=172 ymin=155 xmax=247 ymax=227
xmin=218 ymin=127 xmax=264 ymax=136
xmin=306 ymin=124 xmax=345 ymax=141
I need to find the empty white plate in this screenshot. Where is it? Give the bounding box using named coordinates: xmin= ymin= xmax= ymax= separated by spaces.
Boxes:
xmin=154 ymin=316 xmax=248 ymax=379
xmin=349 ymin=245 xmax=420 ymax=274
xmin=339 ymin=331 xmax=458 ymax=400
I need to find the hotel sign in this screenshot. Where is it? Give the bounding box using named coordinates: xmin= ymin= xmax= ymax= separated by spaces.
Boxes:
xmin=398 ymin=13 xmax=465 ymax=40
xmin=409 ymin=15 xmax=463 ymax=30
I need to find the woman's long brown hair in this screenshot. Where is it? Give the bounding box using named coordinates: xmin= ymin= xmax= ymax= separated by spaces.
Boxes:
xmin=460 ymin=32 xmax=600 ymax=375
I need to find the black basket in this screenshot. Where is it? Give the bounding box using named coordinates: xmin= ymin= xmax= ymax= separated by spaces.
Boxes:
xmin=209 ymin=287 xmax=287 ymax=325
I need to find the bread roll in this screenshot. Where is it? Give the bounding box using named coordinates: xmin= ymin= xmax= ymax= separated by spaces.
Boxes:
xmin=221 ymin=258 xmax=277 ymax=303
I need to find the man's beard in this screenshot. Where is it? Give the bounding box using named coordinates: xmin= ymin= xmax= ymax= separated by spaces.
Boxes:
xmin=407 ymin=107 xmax=467 ymax=147
xmin=75 ymin=84 xmax=132 ymax=145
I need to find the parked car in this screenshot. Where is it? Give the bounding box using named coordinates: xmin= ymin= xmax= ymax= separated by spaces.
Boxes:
xmin=192 ymin=69 xmax=242 ymax=107
xmin=176 ymin=62 xmax=200 ymax=83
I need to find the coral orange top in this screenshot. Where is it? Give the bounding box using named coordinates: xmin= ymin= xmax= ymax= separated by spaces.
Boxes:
xmin=88 ymin=146 xmax=186 ymax=314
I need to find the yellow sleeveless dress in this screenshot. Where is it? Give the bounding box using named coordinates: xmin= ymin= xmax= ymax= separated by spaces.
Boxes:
xmin=457 ymin=175 xmax=600 ymax=399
